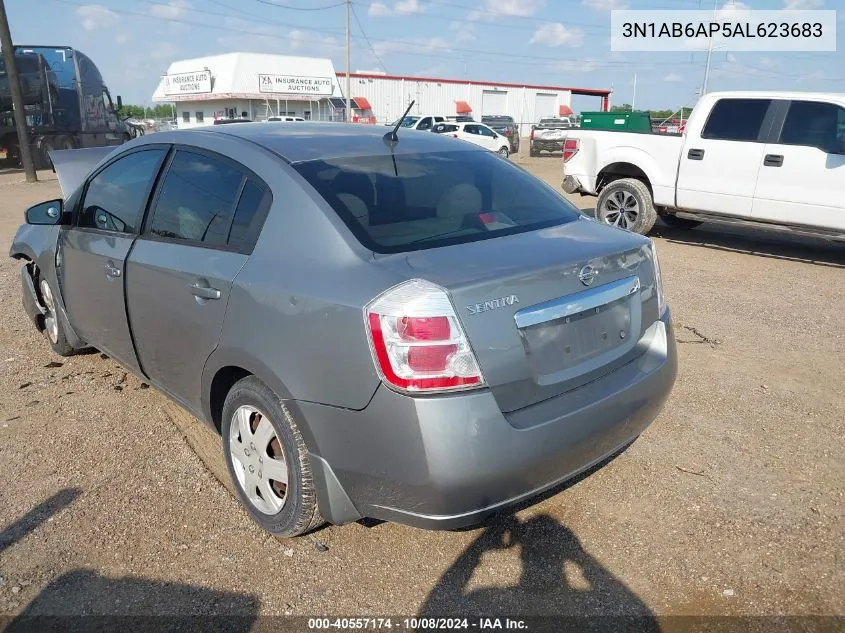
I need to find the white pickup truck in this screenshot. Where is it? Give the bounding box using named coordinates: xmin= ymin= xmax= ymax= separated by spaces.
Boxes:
xmin=561 ymin=91 xmax=845 ymax=237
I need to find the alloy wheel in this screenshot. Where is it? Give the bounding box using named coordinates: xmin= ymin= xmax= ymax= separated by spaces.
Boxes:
xmin=601 ymin=190 xmax=640 ymax=230
xmin=39 ymin=280 xmax=59 ymax=344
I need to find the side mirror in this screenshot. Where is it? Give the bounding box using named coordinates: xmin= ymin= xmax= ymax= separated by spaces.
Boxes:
xmin=116 ymin=95 xmax=123 ymax=110
xmin=25 ymin=200 xmax=64 ymax=225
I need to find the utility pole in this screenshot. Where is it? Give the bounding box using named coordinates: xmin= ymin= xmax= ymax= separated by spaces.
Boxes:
xmin=0 ymin=0 xmax=36 ymax=182
xmin=345 ymin=0 xmax=351 ymax=122
xmin=631 ymin=73 xmax=637 ymax=111
xmin=701 ymin=0 xmax=717 ymax=96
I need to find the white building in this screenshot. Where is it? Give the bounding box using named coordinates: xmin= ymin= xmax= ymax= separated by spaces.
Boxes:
xmin=151 ymin=52 xmax=348 ymax=127
xmin=152 ymin=52 xmax=611 ymax=134
xmin=341 ymin=72 xmax=611 ymax=137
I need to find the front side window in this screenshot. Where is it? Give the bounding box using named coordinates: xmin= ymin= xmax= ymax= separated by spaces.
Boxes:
xmin=701 ymin=98 xmax=771 ymax=142
xmin=294 ymin=150 xmax=581 ymax=254
xmin=779 ymin=100 xmax=845 ymax=154
xmin=148 ymin=151 xmax=244 ymax=246
xmin=79 ymin=149 xmax=166 ymax=233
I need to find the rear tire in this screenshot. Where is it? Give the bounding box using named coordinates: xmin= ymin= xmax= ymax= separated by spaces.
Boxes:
xmin=35 ymin=138 xmax=55 ymax=170
xmin=595 ymin=178 xmax=657 ymax=235
xmin=221 ymin=376 xmax=324 ymax=537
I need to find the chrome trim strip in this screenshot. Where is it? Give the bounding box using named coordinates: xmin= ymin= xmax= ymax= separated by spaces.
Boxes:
xmin=514 ymin=276 xmax=641 ymax=329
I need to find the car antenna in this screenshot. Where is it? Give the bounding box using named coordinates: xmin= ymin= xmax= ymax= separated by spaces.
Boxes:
xmin=384 ymin=100 xmax=415 ymax=147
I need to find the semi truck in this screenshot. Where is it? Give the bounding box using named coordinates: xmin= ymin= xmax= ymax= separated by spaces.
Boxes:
xmin=0 ymin=45 xmax=142 ymax=169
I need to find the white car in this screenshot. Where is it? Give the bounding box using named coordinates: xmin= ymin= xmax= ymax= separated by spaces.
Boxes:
xmin=266 ymin=116 xmax=305 ymax=122
xmin=562 ymin=90 xmax=845 ymax=237
xmin=391 ymin=115 xmax=446 ymax=131
xmin=435 ymin=121 xmax=511 ymax=157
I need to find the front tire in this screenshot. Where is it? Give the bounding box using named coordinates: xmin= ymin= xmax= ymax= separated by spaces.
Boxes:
xmin=221 ymin=376 xmax=324 ymax=537
xmin=595 ymin=177 xmax=657 ymax=235
xmin=497 ymin=146 xmax=509 ymax=157
xmin=38 ymin=278 xmax=75 ymax=356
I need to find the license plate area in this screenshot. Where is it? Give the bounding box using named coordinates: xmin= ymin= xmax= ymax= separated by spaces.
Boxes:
xmin=515 ymin=276 xmax=642 ymax=386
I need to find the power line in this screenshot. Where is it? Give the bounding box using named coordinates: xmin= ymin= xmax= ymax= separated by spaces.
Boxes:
xmin=247 ymin=0 xmax=345 ymax=9
xmin=202 ymin=0 xmax=344 ymax=31
xmin=350 ymin=3 xmax=388 ymax=73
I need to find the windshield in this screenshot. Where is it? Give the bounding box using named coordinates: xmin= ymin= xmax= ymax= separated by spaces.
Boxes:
xmin=398 ymin=116 xmax=420 ymax=128
xmin=293 ymin=150 xmax=581 ymax=253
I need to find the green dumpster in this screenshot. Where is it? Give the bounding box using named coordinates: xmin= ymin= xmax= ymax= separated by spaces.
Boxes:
xmin=579 ymin=111 xmax=652 ymax=132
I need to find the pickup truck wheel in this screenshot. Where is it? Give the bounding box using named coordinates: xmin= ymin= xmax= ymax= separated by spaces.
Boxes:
xmin=222 ymin=376 xmax=325 ymax=537
xmin=38 ymin=279 xmax=75 ymax=356
xmin=596 ymin=178 xmax=657 ymax=235
xmin=659 ymin=213 xmax=703 ymax=230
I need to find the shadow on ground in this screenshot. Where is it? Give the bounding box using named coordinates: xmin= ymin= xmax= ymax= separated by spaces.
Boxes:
xmin=0 ymin=488 xmax=82 ymax=554
xmin=3 ymin=570 xmax=260 ymax=633
xmin=420 ymin=512 xmax=658 ymax=632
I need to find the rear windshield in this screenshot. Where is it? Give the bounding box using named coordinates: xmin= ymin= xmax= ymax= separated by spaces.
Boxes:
xmin=293 ymin=150 xmax=581 ymax=253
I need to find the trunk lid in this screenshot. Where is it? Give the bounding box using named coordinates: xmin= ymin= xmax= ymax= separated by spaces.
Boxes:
xmin=372 ymin=218 xmax=661 ymax=413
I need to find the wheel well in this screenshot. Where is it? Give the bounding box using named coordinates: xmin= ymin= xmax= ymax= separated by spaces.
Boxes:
xmin=597 ymin=163 xmax=652 ymax=196
xmin=209 ymin=366 xmax=252 ymax=434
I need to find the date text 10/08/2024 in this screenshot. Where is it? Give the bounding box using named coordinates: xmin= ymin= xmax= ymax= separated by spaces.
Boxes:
xmin=307 ymin=618 xmax=528 ymax=630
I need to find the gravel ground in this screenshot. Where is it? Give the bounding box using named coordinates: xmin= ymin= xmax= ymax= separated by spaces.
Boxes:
xmin=0 ymin=157 xmax=842 ymax=624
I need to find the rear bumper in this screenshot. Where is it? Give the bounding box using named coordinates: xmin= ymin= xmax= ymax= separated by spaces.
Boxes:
xmin=301 ymin=310 xmax=677 ymax=530
xmin=562 ymin=174 xmax=581 ymax=194
xmin=532 ymin=140 xmax=564 ymax=152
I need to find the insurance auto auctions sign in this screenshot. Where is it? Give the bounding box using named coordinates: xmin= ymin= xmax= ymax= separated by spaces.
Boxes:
xmin=163 ymin=70 xmax=212 ymax=95
xmin=258 ymin=74 xmax=333 ymax=96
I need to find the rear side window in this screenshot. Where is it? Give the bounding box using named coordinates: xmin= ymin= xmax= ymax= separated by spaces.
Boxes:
xmin=701 ymin=98 xmax=771 ymax=142
xmin=779 ymin=100 xmax=845 ymax=154
xmin=228 ymin=180 xmax=271 ymax=253
xmin=148 ymin=150 xmax=243 ymax=246
xmin=293 ymin=150 xmax=581 ymax=254
xmin=79 ymin=149 xmax=166 ymax=233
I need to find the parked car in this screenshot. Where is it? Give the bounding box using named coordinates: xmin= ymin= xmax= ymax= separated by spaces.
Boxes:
xmin=388 ymin=114 xmax=446 ymax=131
xmin=530 ymin=117 xmax=574 ymax=156
xmin=266 ymin=116 xmax=304 ymax=122
xmin=481 ymin=115 xmax=520 ymax=154
xmin=431 ymin=122 xmax=459 ymax=134
xmin=561 ymin=91 xmax=845 ymax=236
xmin=446 ymin=121 xmax=512 ymax=156
xmin=10 ymin=123 xmax=676 ymax=537
xmin=213 ymin=118 xmax=253 ymax=125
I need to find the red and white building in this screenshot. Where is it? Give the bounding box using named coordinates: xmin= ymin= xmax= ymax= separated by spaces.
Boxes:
xmin=152 ymin=53 xmax=611 ymax=134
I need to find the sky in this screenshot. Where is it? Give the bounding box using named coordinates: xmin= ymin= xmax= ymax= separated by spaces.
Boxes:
xmin=4 ymin=0 xmax=844 ymax=113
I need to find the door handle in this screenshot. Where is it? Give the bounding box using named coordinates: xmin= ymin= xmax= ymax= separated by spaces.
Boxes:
xmin=687 ymin=148 xmax=705 ymax=160
xmin=191 ymin=282 xmax=221 ymax=300
xmin=104 ymin=262 xmax=121 ymax=278
xmin=763 ymin=154 xmax=784 ymax=167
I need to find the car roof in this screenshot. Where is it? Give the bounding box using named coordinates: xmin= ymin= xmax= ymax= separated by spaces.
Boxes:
xmin=144 ymin=122 xmax=483 ymax=164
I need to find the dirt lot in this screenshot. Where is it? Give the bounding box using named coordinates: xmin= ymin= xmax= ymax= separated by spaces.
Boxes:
xmin=0 ymin=156 xmax=843 ymax=627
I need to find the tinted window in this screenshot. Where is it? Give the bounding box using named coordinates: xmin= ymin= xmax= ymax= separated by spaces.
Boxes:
xmin=418 ymin=117 xmax=432 ymax=130
xmin=79 ymin=149 xmax=165 ymax=233
xmin=464 ymin=125 xmax=479 ymax=135
xmin=228 ymin=180 xmax=271 ymax=252
xmin=148 ymin=151 xmax=244 ymax=246
xmin=478 ymin=126 xmax=496 ymax=137
xmin=779 ymin=100 xmax=845 ymax=154
xmin=293 ymin=150 xmax=581 ymax=254
xmin=702 ymin=98 xmax=771 ymax=142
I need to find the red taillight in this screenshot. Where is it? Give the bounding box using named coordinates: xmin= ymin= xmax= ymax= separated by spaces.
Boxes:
xmin=365 ymin=280 xmax=484 ymax=393
xmin=530 ymin=129 xmax=535 ymax=140
xmin=563 ymin=138 xmax=579 ymax=162
xmin=452 ymin=134 xmax=458 ymax=138
xmin=398 ymin=316 xmax=450 ymax=341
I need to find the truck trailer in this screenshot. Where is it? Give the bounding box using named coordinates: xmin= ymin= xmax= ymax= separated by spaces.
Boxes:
xmin=1 ymin=45 xmax=142 ymax=169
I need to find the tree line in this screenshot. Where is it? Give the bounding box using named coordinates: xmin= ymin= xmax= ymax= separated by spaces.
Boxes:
xmin=120 ymin=104 xmax=175 ymax=119
xmin=610 ymin=104 xmax=694 ymax=120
